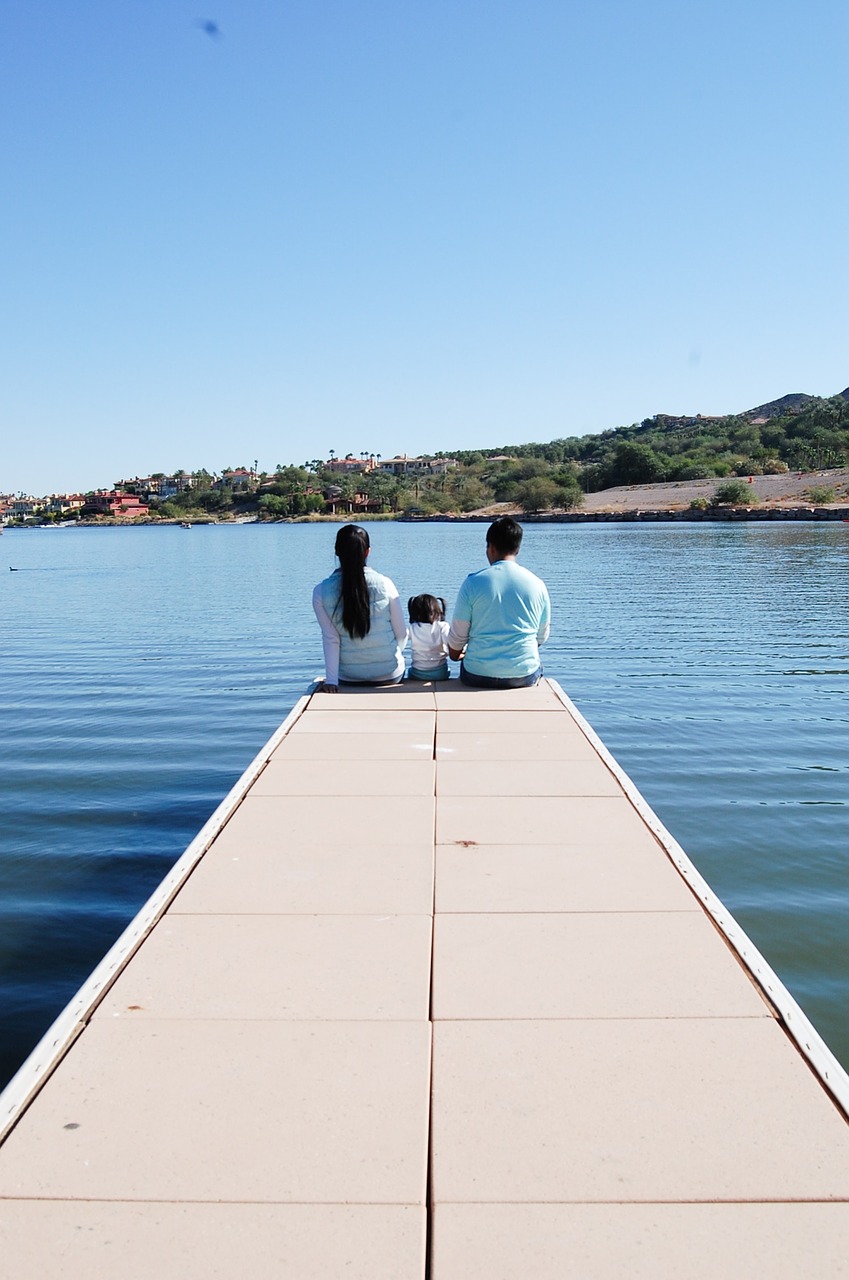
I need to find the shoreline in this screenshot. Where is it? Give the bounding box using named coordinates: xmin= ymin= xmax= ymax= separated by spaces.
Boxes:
xmin=406 ymin=505 xmax=849 ymax=524
xmin=7 ymin=469 xmax=849 ymax=529
xmin=6 ymin=504 xmax=849 ymax=529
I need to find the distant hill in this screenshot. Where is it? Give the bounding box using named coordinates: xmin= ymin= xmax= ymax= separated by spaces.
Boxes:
xmin=742 ymin=387 xmax=849 ymax=420
xmin=470 ymin=382 xmax=849 ymax=492
xmin=743 ymin=392 xmax=816 ymax=420
xmin=652 ymin=387 xmax=848 ymax=425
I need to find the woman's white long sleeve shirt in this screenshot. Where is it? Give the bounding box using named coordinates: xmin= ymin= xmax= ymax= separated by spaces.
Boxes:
xmin=312 ymin=574 xmax=408 ymax=685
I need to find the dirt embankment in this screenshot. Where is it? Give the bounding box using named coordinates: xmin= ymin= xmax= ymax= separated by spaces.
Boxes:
xmin=578 ymin=468 xmax=849 ymax=514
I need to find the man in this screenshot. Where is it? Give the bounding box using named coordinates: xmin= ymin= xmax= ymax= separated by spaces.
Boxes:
xmin=448 ymin=516 xmax=550 ymax=688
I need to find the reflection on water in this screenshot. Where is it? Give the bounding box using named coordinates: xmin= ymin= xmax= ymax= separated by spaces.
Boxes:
xmin=1 ymin=521 xmax=847 ymax=1085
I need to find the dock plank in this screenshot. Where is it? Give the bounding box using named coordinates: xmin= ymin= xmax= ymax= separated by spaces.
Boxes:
xmin=2 ymin=1202 xmax=425 ymax=1280
xmin=173 ymin=838 xmax=434 ymax=915
xmin=431 ymin=1017 xmax=849 ymax=1203
xmin=431 ymin=1203 xmax=849 ymax=1280
xmin=432 ymin=912 xmax=768 ymax=1019
xmin=98 ymin=914 xmax=433 ymax=1020
xmin=0 ymin=1020 xmax=431 ymax=1203
xmin=434 ymin=842 xmax=697 ymax=913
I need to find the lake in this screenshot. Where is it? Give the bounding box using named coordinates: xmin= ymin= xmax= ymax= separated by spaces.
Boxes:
xmin=1 ymin=520 xmax=847 ymax=1087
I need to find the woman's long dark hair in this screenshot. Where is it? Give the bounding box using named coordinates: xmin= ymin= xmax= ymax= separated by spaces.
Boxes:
xmin=335 ymin=524 xmax=371 ymax=639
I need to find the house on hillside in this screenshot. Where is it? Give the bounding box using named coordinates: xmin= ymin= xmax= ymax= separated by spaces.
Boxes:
xmin=324 ymin=457 xmax=377 ymax=475
xmin=323 ymin=486 xmax=383 ymax=515
xmin=46 ymin=494 xmax=85 ymax=517
xmin=216 ymin=469 xmax=256 ymax=491
xmin=9 ymin=498 xmax=43 ymax=520
xmin=378 ymin=456 xmax=457 ymax=477
xmin=117 ymin=473 xmax=197 ymax=500
xmin=81 ymin=491 xmax=149 ymax=519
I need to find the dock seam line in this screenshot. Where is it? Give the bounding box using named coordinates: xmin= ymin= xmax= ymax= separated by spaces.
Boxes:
xmin=425 ymin=707 xmax=437 ymax=1280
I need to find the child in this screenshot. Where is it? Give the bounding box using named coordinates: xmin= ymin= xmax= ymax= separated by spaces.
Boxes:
xmin=407 ymin=594 xmax=451 ymax=681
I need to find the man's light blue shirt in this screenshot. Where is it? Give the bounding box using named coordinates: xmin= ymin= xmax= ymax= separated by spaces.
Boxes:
xmin=448 ymin=559 xmax=550 ymax=679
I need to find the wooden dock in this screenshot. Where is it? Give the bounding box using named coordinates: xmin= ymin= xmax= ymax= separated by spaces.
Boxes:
xmin=2 ymin=678 xmax=849 ymax=1276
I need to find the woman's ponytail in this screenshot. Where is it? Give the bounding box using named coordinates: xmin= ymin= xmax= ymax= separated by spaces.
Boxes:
xmin=335 ymin=524 xmax=371 ymax=638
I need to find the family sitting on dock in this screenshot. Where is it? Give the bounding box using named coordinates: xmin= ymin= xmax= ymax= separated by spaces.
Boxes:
xmin=312 ymin=516 xmax=551 ymax=691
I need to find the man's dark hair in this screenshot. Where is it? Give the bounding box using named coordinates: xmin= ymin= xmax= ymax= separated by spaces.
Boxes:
xmin=486 ymin=516 xmax=523 ymax=556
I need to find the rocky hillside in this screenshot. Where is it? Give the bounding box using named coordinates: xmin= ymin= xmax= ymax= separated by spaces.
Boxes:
xmin=743 ymin=392 xmax=816 ymax=419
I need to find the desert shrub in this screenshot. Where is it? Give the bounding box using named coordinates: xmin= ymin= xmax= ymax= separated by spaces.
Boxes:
xmin=805 ymin=486 xmax=836 ymax=503
xmin=674 ymin=464 xmax=712 ymax=481
xmin=689 ymin=497 xmax=709 ymax=511
xmin=516 ymin=475 xmax=583 ymax=512
xmin=712 ymin=479 xmax=759 ymax=507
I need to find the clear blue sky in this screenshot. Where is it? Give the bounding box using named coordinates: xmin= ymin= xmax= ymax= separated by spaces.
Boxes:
xmin=2 ymin=0 xmax=847 ymax=495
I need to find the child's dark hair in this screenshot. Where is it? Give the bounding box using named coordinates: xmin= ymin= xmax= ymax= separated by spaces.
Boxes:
xmin=335 ymin=524 xmax=371 ymax=638
xmin=407 ymin=593 xmax=446 ymax=624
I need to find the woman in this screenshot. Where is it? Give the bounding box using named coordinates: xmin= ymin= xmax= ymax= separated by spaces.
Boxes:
xmin=312 ymin=525 xmax=407 ymax=692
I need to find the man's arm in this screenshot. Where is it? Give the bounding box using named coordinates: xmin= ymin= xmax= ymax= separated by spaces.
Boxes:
xmin=447 ymin=618 xmax=469 ymax=662
xmin=537 ymin=586 xmax=551 ymax=646
xmin=447 ymin=578 xmax=471 ymax=661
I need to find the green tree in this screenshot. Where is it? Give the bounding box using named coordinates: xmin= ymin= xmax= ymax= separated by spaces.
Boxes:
xmin=516 ymin=477 xmax=560 ymax=512
xmin=554 ymin=474 xmax=583 ymax=510
xmin=609 ymin=442 xmax=667 ymax=486
xmin=258 ymin=494 xmax=290 ymax=517
xmin=155 ymin=500 xmax=181 ymax=519
xmin=197 ymin=489 xmax=233 ymax=513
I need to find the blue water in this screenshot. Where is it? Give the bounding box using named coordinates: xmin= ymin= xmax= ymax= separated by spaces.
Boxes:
xmin=2 ymin=521 xmax=848 ymax=1086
